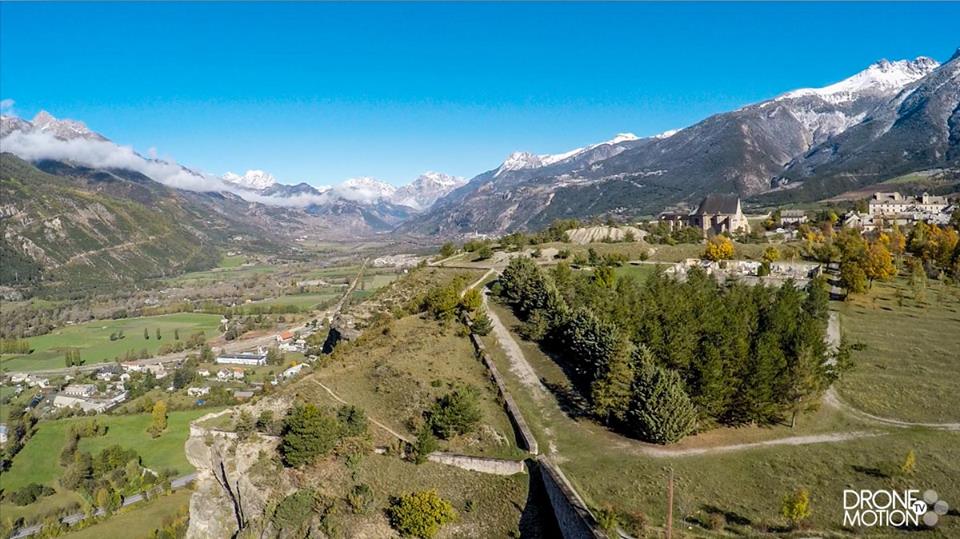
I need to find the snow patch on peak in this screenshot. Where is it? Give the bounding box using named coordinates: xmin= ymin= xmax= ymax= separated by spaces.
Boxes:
xmin=394 ymin=171 xmax=466 ymax=210
xmin=414 ymin=171 xmax=465 ymax=188
xmin=778 ymin=57 xmax=940 ymax=104
xmin=498 ymin=133 xmax=643 ymax=175
xmin=29 ymin=110 xmax=104 ymax=141
xmin=653 ymin=129 xmax=680 ymax=140
xmin=496 ymin=152 xmax=543 ymax=176
xmin=336 ymin=177 xmax=397 ymax=203
xmin=607 ymin=133 xmax=639 ymax=144
xmin=222 ymin=169 xmax=277 ymax=190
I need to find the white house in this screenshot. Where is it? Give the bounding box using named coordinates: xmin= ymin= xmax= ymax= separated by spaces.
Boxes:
xmin=282 ymin=363 xmax=308 ymax=379
xmin=61 ymin=384 xmax=96 ymax=398
xmin=216 ymin=347 xmax=267 ymax=366
xmin=187 ymin=386 xmax=211 ymax=397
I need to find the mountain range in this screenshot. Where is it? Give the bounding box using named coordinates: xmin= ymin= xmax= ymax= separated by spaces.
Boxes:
xmin=402 ymin=51 xmax=959 ymax=234
xmin=2 ymin=50 xmax=958 ymax=293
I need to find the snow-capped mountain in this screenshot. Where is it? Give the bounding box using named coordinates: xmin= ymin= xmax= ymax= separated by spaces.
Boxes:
xmin=1 ymin=111 xmax=108 ymax=142
xmin=392 ymin=172 xmax=466 ymax=210
xmin=493 ymin=133 xmax=641 ymax=177
xmin=336 ymin=177 xmax=398 ymax=203
xmin=778 ymin=57 xmax=939 ymax=104
xmin=222 ymin=169 xmax=278 ymax=190
xmin=404 ymin=53 xmax=958 ymax=235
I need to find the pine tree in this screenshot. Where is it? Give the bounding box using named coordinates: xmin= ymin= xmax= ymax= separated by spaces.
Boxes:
xmin=590 ymin=340 xmax=635 ymax=424
xmin=470 ymin=313 xmax=493 ymax=336
xmin=627 ymin=359 xmax=698 ymax=444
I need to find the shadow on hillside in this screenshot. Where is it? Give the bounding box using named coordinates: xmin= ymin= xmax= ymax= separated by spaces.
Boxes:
xmin=517 ymin=460 xmax=563 ymax=539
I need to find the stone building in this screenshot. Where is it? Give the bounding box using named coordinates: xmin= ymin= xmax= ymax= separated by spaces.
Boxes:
xmin=659 ymin=194 xmax=751 ymax=235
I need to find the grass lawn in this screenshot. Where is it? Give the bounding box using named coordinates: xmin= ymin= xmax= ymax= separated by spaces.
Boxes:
xmin=296 ymin=315 xmax=526 ymax=460
xmin=835 ymin=278 xmax=960 ymax=423
xmin=218 ymin=254 xmax=248 ymax=268
xmin=248 ymin=291 xmax=341 ymax=310
xmin=64 ymin=489 xmax=191 ymax=539
xmin=1 ymin=409 xmax=215 ymax=493
xmin=612 ymin=264 xmax=665 ymax=282
xmin=166 ymin=263 xmax=277 ymax=286
xmin=0 ymin=313 xmax=222 ymax=372
xmin=482 ymin=300 xmax=960 ymax=536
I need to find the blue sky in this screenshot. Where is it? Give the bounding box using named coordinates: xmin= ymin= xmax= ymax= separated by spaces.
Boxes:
xmin=1 ymin=2 xmax=957 ymax=186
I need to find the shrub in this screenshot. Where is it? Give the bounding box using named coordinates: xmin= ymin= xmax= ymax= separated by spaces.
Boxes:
xmin=336 ymin=405 xmax=369 ymax=438
xmin=8 ymin=483 xmax=55 ymax=506
xmin=781 ymin=488 xmax=812 ymax=529
xmin=470 ymin=312 xmax=493 ymax=336
xmin=389 ymin=490 xmax=458 ymax=538
xmin=347 ymin=483 xmax=374 ymax=514
xmin=280 ymin=403 xmax=340 ymax=467
xmin=272 ymin=488 xmax=318 ymax=533
xmin=427 ymin=387 xmax=482 ymax=439
xmin=411 ymin=425 xmax=438 ymax=465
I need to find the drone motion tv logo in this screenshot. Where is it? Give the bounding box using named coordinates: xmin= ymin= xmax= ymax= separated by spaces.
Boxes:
xmin=844 ymin=489 xmax=949 ymax=528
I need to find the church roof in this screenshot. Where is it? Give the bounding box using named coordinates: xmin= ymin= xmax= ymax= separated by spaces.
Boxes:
xmin=694 ymin=194 xmax=740 ymax=215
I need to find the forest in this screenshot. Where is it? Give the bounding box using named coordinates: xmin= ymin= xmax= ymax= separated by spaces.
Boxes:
xmin=495 ymin=256 xmax=844 ymax=443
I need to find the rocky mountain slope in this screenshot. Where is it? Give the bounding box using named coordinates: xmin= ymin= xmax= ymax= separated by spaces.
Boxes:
xmin=768 ymin=50 xmax=960 ymax=201
xmin=402 ymin=54 xmax=956 ymax=235
xmin=1 ymin=112 xmax=463 ymax=234
xmin=0 ymin=153 xmax=289 ymax=296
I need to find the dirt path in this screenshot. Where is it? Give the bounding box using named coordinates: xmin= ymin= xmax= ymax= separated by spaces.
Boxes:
xmin=618 ymin=430 xmax=883 ymax=458
xmin=823 ymin=388 xmax=960 ymax=431
xmin=481 ymin=292 xmax=546 ymax=395
xmin=461 ymin=268 xmax=496 ymax=297
xmin=308 ymin=378 xmax=412 ymax=443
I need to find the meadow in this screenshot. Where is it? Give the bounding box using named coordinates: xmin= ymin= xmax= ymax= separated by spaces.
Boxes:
xmin=0 ymin=313 xmax=222 ymax=372
xmin=481 ymin=300 xmax=960 ymax=536
xmin=835 ymin=277 xmax=960 ymax=423
xmin=64 ymin=489 xmax=192 ymax=539
xmin=0 ymin=409 xmax=213 ymax=525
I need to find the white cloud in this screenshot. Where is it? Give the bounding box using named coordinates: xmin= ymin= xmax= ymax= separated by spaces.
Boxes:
xmin=2 ymin=130 xmax=230 ymax=192
xmin=0 ymin=99 xmax=14 ymax=116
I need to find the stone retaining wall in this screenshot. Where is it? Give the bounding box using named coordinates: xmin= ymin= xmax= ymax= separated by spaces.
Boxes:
xmin=537 ymin=456 xmax=606 ymax=539
xmin=470 ymin=333 xmax=540 ymax=455
xmin=426 ymin=452 xmax=526 ymax=475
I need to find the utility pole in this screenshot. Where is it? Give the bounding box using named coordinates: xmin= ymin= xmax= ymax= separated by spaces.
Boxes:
xmin=666 ymin=468 xmax=674 ymax=539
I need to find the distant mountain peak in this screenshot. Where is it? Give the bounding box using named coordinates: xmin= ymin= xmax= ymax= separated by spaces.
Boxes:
xmin=27 ymin=110 xmax=106 ymax=141
xmin=222 ymin=169 xmax=278 ymax=190
xmin=778 ymin=56 xmax=940 ymax=104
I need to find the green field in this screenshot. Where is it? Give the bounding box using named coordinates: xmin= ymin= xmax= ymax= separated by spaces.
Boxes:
xmin=612 ymin=263 xmax=664 ymax=282
xmin=166 ymin=263 xmax=277 ymax=286
xmin=64 ymin=489 xmax=191 ymax=539
xmin=1 ymin=409 xmax=213 ymax=493
xmin=481 ymin=300 xmax=960 ymax=536
xmin=218 ymin=254 xmax=248 ymax=268
xmin=248 ymin=291 xmax=341 ymax=310
xmin=835 ymin=278 xmax=960 ymax=423
xmin=0 ymin=409 xmax=213 ymax=526
xmin=0 ymin=313 xmax=222 ymax=372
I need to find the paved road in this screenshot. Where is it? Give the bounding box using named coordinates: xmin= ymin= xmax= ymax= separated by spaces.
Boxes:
xmin=10 ymin=473 xmax=197 ymax=539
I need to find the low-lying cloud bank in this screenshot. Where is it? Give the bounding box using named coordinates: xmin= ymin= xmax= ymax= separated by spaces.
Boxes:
xmin=1 ymin=129 xmax=332 ymax=207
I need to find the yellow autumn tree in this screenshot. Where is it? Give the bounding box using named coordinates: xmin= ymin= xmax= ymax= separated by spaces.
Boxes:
xmin=863 ymin=241 xmax=896 ymax=286
xmin=781 ymin=488 xmax=812 ymax=529
xmin=703 ymin=235 xmax=734 ymax=262
xmin=149 ymin=400 xmax=168 ymax=437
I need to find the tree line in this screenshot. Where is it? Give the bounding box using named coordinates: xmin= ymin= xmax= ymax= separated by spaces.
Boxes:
xmin=495 ymin=256 xmax=845 ymax=443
